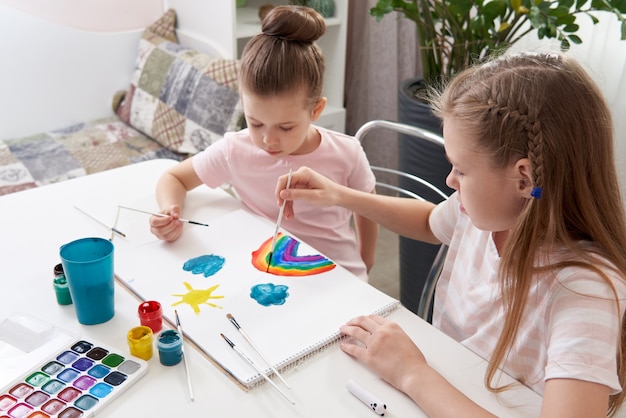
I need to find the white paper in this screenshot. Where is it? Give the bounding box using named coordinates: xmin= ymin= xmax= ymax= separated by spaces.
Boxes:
xmin=113 ymin=208 xmax=399 ymax=387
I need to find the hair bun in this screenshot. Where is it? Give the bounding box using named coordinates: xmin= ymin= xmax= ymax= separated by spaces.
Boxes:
xmin=261 ymin=5 xmax=326 ymax=43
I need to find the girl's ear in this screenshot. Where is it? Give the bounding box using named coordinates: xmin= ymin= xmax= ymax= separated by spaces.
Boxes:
xmin=516 ymin=158 xmax=534 ymax=198
xmin=310 ymin=97 xmax=327 ymax=121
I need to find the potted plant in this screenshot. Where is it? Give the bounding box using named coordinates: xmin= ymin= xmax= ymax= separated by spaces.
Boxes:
xmin=369 ymin=0 xmax=626 ymax=317
xmin=371 ymin=0 xmax=626 ymax=86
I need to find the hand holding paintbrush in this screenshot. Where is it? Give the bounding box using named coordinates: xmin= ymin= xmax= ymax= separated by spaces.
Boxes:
xmin=267 ymin=169 xmax=292 ymax=272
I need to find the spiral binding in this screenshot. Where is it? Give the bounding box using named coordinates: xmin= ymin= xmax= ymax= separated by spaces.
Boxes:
xmin=245 ymin=299 xmax=401 ymax=389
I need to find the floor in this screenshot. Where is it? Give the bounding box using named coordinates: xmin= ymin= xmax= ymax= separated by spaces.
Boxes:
xmin=368 ymin=227 xmax=400 ymax=300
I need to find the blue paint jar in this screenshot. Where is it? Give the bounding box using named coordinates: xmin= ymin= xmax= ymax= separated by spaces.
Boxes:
xmin=157 ymin=330 xmax=183 ymax=366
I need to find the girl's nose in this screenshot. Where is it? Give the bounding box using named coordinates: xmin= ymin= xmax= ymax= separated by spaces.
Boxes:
xmin=264 ymin=134 xmax=278 ymax=146
xmin=445 ymin=171 xmax=458 ymax=190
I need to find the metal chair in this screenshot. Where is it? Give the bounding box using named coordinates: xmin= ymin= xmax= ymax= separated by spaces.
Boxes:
xmin=355 ymin=120 xmax=450 ymax=320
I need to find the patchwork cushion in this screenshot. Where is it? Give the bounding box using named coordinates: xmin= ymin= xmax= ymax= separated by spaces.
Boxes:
xmin=116 ymin=9 xmax=243 ymax=155
xmin=145 ymin=8 xmax=178 ymax=43
xmin=0 ymin=116 xmax=185 ymax=196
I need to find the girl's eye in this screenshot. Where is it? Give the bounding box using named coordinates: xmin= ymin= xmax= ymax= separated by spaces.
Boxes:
xmin=280 ymin=126 xmax=294 ymax=132
xmin=452 ymin=168 xmax=464 ymax=177
xmin=249 ymin=123 xmax=262 ymax=129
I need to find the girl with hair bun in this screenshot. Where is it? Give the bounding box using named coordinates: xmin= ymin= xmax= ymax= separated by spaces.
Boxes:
xmin=150 ymin=5 xmax=378 ymax=282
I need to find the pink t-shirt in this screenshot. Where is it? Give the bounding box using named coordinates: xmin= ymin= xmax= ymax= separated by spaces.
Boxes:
xmin=192 ymin=126 xmax=375 ymax=281
xmin=429 ymin=193 xmax=626 ymax=395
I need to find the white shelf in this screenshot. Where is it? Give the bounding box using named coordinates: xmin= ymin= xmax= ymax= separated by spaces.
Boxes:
xmin=206 ymin=0 xmax=348 ymax=133
xmin=236 ymin=6 xmax=341 ymax=39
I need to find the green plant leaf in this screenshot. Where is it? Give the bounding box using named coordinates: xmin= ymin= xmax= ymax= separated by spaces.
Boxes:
xmin=568 ymin=34 xmax=583 ymax=44
xmin=591 ymin=0 xmax=613 ymax=10
xmin=549 ymin=5 xmax=573 ymax=17
xmin=369 ymin=0 xmax=393 ymax=21
xmin=482 ymin=0 xmax=508 ymax=20
xmin=562 ymin=22 xmax=580 ymax=31
xmin=447 ymin=0 xmax=472 ymax=15
xmin=612 ymin=0 xmax=626 ymax=12
xmin=369 ymin=0 xmax=626 ymax=83
xmin=555 ymin=15 xmax=576 ymax=25
xmin=575 ymin=0 xmax=589 ymax=9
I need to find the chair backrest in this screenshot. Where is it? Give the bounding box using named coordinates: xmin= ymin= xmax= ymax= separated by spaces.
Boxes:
xmin=355 ymin=120 xmax=450 ymax=320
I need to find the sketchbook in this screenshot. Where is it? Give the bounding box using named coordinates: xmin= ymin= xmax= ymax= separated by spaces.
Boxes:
xmin=112 ymin=207 xmax=400 ymax=388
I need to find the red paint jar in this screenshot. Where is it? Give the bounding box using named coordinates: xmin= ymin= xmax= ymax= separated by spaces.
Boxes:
xmin=137 ymin=301 xmax=162 ymax=333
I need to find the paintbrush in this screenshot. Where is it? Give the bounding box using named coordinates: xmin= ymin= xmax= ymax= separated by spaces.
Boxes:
xmin=220 ymin=333 xmax=295 ymax=405
xmin=74 ymin=206 xmax=126 ymax=238
xmin=110 ymin=206 xmax=121 ymax=241
xmin=118 ymin=205 xmax=209 ymax=227
xmin=267 ymin=169 xmax=292 ymax=272
xmin=226 ymin=313 xmax=291 ymax=389
xmin=175 ymin=309 xmax=195 ymax=402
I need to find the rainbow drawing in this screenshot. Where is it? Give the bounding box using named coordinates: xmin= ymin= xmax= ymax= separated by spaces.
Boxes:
xmin=251 ymin=233 xmax=336 ymax=276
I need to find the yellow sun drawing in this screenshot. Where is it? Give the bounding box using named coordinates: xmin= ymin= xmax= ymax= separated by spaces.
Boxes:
xmin=172 ymin=282 xmax=224 ymax=314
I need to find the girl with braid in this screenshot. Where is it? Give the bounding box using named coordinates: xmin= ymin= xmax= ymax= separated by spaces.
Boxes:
xmin=150 ymin=5 xmax=377 ymax=281
xmin=275 ymin=52 xmax=626 ymax=416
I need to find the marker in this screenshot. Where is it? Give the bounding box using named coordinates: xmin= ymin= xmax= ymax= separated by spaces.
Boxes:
xmin=267 ymin=169 xmax=292 ymax=272
xmin=226 ymin=313 xmax=290 ymax=388
xmin=346 ymin=379 xmax=387 ymax=416
xmin=118 ymin=205 xmax=209 ymax=227
xmin=220 ymin=333 xmax=295 ymax=405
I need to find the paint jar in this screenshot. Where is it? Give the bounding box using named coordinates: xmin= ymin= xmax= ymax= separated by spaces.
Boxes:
xmin=52 ymin=263 xmax=72 ymax=305
xmin=138 ymin=300 xmax=162 ymax=333
xmin=127 ymin=326 xmax=153 ymax=361
xmin=157 ymin=330 xmax=183 ymax=366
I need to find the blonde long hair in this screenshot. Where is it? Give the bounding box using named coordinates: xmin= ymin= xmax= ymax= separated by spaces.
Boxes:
xmin=431 ymin=52 xmax=626 ymax=415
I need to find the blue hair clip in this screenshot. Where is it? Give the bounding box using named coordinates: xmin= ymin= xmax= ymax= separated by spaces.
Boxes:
xmin=531 ymin=187 xmax=543 ymax=199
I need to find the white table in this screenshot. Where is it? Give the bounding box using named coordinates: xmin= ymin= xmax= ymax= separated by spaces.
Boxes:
xmin=0 ymin=159 xmax=542 ymax=417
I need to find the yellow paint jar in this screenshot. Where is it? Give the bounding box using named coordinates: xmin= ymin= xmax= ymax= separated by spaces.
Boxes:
xmin=127 ymin=325 xmax=153 ymax=360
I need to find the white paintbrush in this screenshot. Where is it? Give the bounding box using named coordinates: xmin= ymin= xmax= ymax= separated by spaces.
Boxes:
xmin=267 ymin=169 xmax=292 ymax=272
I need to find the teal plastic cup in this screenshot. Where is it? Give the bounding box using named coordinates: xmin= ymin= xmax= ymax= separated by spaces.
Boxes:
xmin=60 ymin=237 xmax=115 ymax=325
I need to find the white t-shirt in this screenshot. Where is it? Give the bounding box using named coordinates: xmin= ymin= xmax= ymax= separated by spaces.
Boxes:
xmin=192 ymin=125 xmax=376 ymax=281
xmin=429 ymin=193 xmax=626 ymax=394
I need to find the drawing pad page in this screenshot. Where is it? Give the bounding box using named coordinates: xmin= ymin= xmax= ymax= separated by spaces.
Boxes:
xmin=113 ymin=209 xmax=399 ymax=388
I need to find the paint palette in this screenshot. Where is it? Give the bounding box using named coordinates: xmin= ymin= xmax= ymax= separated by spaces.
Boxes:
xmin=0 ymin=339 xmax=148 ymax=418
xmin=0 ymin=315 xmax=148 ymax=418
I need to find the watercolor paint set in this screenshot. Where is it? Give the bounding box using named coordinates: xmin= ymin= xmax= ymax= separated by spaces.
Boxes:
xmin=0 ymin=313 xmax=148 ymax=418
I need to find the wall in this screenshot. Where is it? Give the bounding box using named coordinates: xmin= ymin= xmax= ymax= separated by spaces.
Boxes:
xmin=0 ymin=0 xmax=164 ymax=31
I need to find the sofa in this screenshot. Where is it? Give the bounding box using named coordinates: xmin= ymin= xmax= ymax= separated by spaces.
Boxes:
xmin=0 ymin=7 xmax=244 ymax=197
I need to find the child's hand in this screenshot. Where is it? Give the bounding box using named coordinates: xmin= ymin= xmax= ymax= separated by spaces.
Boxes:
xmin=149 ymin=206 xmax=184 ymax=242
xmin=275 ymin=166 xmax=342 ymax=219
xmin=339 ymin=314 xmax=426 ymax=394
